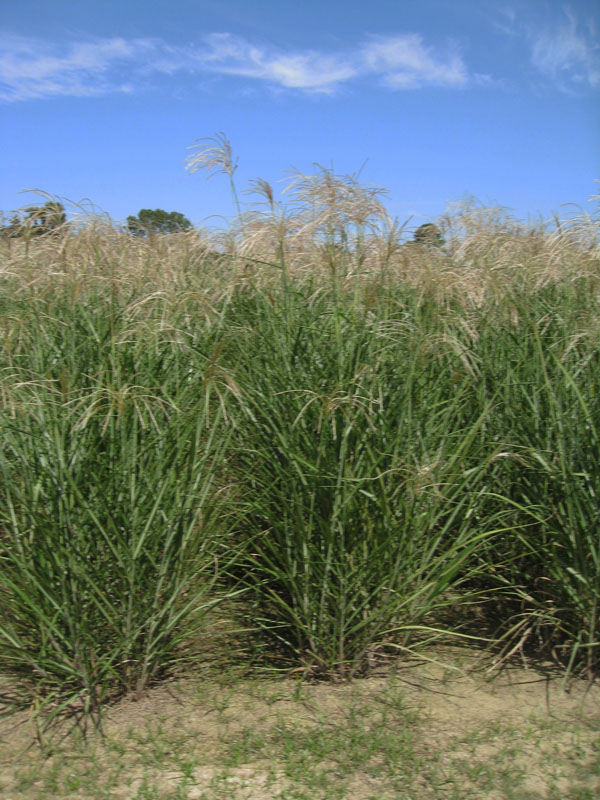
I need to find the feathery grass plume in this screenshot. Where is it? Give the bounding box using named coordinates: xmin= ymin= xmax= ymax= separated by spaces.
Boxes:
xmin=186 ymin=132 xmax=244 ymax=223
xmin=242 ymin=178 xmax=289 ymax=264
xmin=185 ymin=131 xmax=237 ymax=179
xmin=282 ymin=164 xmax=391 ymax=276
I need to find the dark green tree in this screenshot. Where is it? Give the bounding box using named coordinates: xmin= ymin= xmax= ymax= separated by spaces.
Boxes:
xmin=126 ymin=209 xmax=193 ymax=236
xmin=413 ymin=223 xmax=445 ymax=247
xmin=15 ymin=202 xmax=67 ymax=236
xmin=1 ymin=215 xmax=24 ymax=239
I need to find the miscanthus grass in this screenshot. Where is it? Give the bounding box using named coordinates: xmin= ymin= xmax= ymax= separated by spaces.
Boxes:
xmin=0 ymin=169 xmax=599 ymax=731
xmin=225 ymin=287 xmax=501 ymax=677
xmin=0 ymin=296 xmax=242 ymax=736
xmin=473 ymin=286 xmax=600 ymax=679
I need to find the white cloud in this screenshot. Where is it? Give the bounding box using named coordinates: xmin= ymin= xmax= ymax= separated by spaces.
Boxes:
xmin=0 ymin=34 xmax=158 ymax=101
xmin=528 ymin=10 xmax=600 ymax=90
xmin=491 ymin=6 xmax=600 ymax=92
xmin=0 ymin=30 xmax=477 ymax=102
xmin=490 ymin=6 xmax=518 ymax=38
xmin=200 ymin=33 xmax=356 ymax=93
xmin=361 ymin=34 xmax=468 ymax=88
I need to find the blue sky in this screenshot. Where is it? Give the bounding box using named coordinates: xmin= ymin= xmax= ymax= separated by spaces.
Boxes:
xmin=1 ymin=0 xmax=599 ymax=231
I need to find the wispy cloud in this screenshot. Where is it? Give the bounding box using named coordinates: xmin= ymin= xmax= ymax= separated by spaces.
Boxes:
xmin=0 ymin=34 xmax=159 ymax=101
xmin=361 ymin=34 xmax=468 ymax=88
xmin=0 ymin=30 xmax=476 ymax=102
xmin=490 ymin=5 xmax=519 ymax=38
xmin=528 ymin=9 xmax=599 ymax=90
xmin=492 ymin=5 xmax=600 ymax=92
xmin=200 ymin=33 xmax=357 ymax=93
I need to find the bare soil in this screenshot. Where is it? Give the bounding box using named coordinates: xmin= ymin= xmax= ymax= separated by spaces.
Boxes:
xmin=1 ymin=650 xmax=598 ymax=799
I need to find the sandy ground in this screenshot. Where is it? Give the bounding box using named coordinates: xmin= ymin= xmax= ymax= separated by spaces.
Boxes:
xmin=1 ymin=650 xmax=599 ymax=799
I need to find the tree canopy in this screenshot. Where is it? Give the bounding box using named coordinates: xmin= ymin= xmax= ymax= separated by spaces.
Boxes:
xmin=126 ymin=209 xmax=193 ymax=236
xmin=2 ymin=201 xmax=67 ymax=238
xmin=413 ymin=223 xmax=445 ymax=247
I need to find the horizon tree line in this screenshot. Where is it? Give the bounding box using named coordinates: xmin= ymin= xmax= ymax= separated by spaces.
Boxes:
xmin=1 ymin=201 xmax=445 ymax=247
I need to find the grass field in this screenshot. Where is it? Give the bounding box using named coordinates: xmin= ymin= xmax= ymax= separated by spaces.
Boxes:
xmin=0 ymin=172 xmax=599 ymax=796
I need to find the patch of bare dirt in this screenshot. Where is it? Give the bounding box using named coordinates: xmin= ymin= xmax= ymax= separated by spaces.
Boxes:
xmin=1 ymin=650 xmax=598 ymax=799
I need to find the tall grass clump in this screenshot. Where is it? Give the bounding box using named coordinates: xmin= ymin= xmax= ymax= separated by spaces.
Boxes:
xmin=225 ymin=286 xmax=502 ymax=677
xmin=0 ymin=297 xmax=238 ymax=732
xmin=470 ymin=285 xmax=600 ymax=677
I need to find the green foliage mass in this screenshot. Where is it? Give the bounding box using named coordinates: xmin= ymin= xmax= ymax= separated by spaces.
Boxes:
xmin=2 ymin=201 xmax=67 ymax=238
xmin=126 ymin=208 xmax=193 ymax=236
xmin=0 ymin=170 xmax=598 ymax=735
xmin=413 ymin=222 xmax=445 ymax=247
